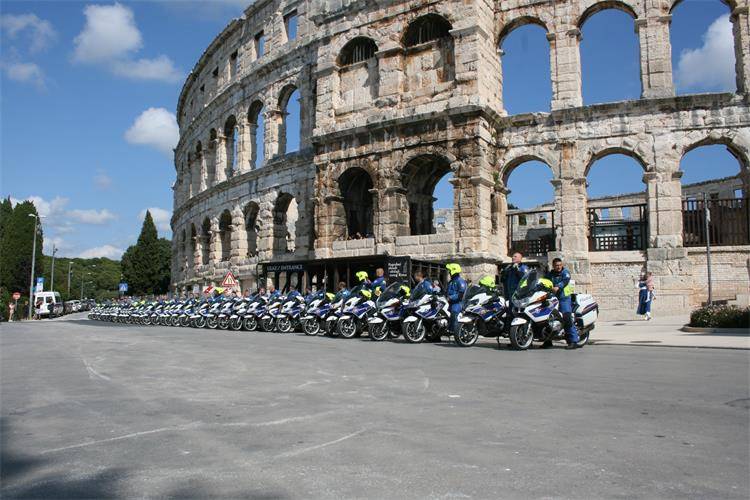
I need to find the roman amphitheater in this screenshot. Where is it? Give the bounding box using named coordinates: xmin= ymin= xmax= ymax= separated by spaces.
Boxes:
xmin=171 ymin=0 xmax=750 ymax=316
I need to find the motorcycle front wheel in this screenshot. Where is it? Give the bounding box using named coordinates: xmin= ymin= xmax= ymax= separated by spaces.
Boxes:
xmin=303 ymin=319 xmax=320 ymax=336
xmin=369 ymin=322 xmax=388 ymax=341
xmin=206 ymin=317 xmax=219 ymax=329
xmin=218 ymin=317 xmax=230 ymax=330
xmin=277 ymin=317 xmax=293 ymax=333
xmin=338 ymin=317 xmax=358 ymax=339
xmin=455 ymin=322 xmax=479 ymax=347
xmin=261 ymin=317 xmax=275 ymax=332
xmin=230 ymin=317 xmax=243 ymax=331
xmin=180 ymin=316 xmax=190 ymax=327
xmin=577 ymin=328 xmax=591 ymax=347
xmin=403 ymin=319 xmax=426 ymax=343
xmin=509 ymin=322 xmax=534 ymax=350
xmin=194 ymin=316 xmax=207 ymax=328
xmin=243 ymin=316 xmax=258 ymax=331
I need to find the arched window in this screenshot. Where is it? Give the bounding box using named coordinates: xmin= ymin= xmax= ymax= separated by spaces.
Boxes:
xmin=586 ymin=152 xmax=648 ymax=251
xmin=273 ymin=193 xmax=298 ymax=254
xmin=338 ymin=38 xmax=379 ymax=108
xmin=499 ymin=21 xmax=552 ymax=114
xmin=403 ymin=14 xmax=455 ymax=91
xmin=244 ymin=202 xmax=260 ymax=257
xmin=338 ymin=168 xmax=374 ymax=238
xmin=402 ymin=155 xmax=452 ymax=235
xmin=207 ymin=130 xmax=217 ymax=186
xmin=579 ymin=6 xmax=640 ymax=104
xmin=680 ymin=143 xmax=747 ymax=246
xmin=180 ymin=229 xmax=187 ymax=271
xmin=504 ymin=160 xmax=555 ymax=256
xmin=194 ymin=142 xmax=204 ymax=193
xmin=339 ymin=37 xmax=378 ymax=66
xmin=189 ymin=224 xmax=197 ymax=265
xmin=224 ymin=116 xmax=238 ymax=174
xmin=670 ymin=0 xmax=736 ymax=94
xmin=248 ymin=101 xmax=265 ymax=168
xmin=404 ymin=13 xmax=452 ymax=46
xmin=279 ymin=87 xmax=301 ymax=155
xmin=218 ymin=210 xmax=232 ymax=261
xmin=200 ymin=217 xmax=211 ymax=265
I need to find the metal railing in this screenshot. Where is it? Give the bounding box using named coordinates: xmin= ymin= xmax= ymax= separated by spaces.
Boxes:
xmin=682 ymin=197 xmax=749 ymax=247
xmin=506 ymin=209 xmax=556 ymax=256
xmin=588 ymin=204 xmax=648 ymax=251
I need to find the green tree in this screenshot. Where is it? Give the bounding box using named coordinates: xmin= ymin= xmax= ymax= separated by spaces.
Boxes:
xmin=0 ymin=201 xmax=43 ymax=294
xmin=0 ymin=197 xmax=13 ymax=242
xmin=122 ymin=211 xmax=171 ymax=295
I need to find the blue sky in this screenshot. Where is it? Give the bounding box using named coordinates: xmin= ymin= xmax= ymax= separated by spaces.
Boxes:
xmin=0 ymin=1 xmax=741 ymax=256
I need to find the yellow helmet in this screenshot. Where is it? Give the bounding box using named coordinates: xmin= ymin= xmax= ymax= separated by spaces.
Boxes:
xmin=478 ymin=275 xmax=495 ymax=288
xmin=400 ymin=285 xmax=411 ymax=297
xmin=355 ymin=271 xmax=369 ymax=282
xmin=446 ymin=263 xmax=462 ymax=276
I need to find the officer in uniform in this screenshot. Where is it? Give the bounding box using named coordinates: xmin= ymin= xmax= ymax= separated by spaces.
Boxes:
xmin=502 ymin=251 xmax=529 ymax=300
xmin=545 ymin=257 xmax=580 ymax=350
xmin=445 ymin=263 xmax=467 ymax=336
xmin=371 ymin=268 xmax=387 ymax=296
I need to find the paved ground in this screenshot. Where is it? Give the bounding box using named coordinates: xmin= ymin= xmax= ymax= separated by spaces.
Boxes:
xmin=1 ymin=316 xmax=748 ymax=499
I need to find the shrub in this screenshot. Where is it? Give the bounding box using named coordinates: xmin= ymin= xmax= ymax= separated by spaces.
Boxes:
xmin=690 ymin=305 xmax=750 ymax=329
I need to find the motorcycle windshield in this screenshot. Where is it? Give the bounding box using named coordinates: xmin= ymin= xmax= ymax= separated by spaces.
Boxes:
xmin=409 ymin=284 xmax=432 ymax=303
xmin=349 ymin=285 xmax=365 ymax=298
xmin=309 ymin=290 xmax=325 ymax=303
xmin=513 ymin=269 xmax=548 ymax=300
xmin=377 ymin=282 xmax=407 ymax=308
xmin=461 ymin=285 xmax=486 ymax=309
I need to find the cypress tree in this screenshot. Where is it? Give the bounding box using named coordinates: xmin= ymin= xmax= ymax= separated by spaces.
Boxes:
xmin=122 ymin=211 xmax=171 ymax=295
xmin=0 ymin=201 xmax=43 ymax=293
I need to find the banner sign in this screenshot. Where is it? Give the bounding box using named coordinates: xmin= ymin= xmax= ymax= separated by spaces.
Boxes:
xmin=387 ymin=257 xmax=410 ymax=279
xmin=264 ymin=263 xmax=305 ymax=273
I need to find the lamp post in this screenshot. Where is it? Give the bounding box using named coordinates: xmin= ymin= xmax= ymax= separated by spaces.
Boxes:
xmin=81 ymin=272 xmax=92 ymax=301
xmin=67 ymin=261 xmax=73 ymax=296
xmin=50 ymin=244 xmax=58 ymax=291
xmin=27 ymin=214 xmax=44 ymax=319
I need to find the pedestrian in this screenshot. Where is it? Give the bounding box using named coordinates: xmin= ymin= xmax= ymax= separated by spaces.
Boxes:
xmin=637 ymin=271 xmax=655 ymax=320
xmin=34 ymin=298 xmax=43 ymax=320
xmin=8 ymin=301 xmax=15 ymax=322
xmin=545 ymin=257 xmax=580 ymax=350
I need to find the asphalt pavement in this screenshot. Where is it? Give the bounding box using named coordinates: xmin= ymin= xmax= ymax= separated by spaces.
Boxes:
xmin=1 ymin=316 xmax=748 ymax=499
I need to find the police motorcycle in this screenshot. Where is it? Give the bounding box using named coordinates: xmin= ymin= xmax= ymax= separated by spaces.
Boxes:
xmin=367 ymin=281 xmax=410 ymax=341
xmin=336 ymin=285 xmax=377 ymax=338
xmin=260 ymin=295 xmax=284 ymax=332
xmin=178 ymin=300 xmax=196 ymax=327
xmin=228 ymin=296 xmax=252 ymax=331
xmin=508 ymin=269 xmax=598 ymax=350
xmin=190 ymin=300 xmax=211 ymax=328
xmin=401 ymin=284 xmax=451 ymax=343
xmin=217 ymin=297 xmax=240 ymax=330
xmin=274 ymin=292 xmax=306 ymax=333
xmin=301 ymin=290 xmax=333 ymax=336
xmin=323 ymin=289 xmax=349 ymax=336
xmin=203 ymin=299 xmax=226 ymax=329
xmin=455 ymin=276 xmax=510 ymax=347
xmin=242 ymin=294 xmax=267 ymax=331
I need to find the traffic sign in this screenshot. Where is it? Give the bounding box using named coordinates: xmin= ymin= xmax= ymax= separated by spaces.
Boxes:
xmin=119 ymin=282 xmax=128 ymax=293
xmin=222 ymin=271 xmax=239 ymax=288
xmin=35 ymin=277 xmax=44 ymax=293
xmin=12 ymin=292 xmax=21 ymax=301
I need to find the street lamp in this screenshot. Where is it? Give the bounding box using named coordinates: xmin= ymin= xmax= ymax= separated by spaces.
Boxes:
xmin=27 ymin=214 xmax=45 ymax=319
xmin=81 ymin=271 xmax=93 ymax=301
xmin=67 ymin=261 xmax=73 ymax=296
xmin=50 ymin=244 xmax=58 ymax=291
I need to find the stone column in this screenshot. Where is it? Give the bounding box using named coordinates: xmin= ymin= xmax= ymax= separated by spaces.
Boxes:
xmin=265 ymin=109 xmax=283 ymax=159
xmin=635 ymin=15 xmax=675 ymax=99
xmin=193 ymin=235 xmax=202 ymax=268
xmin=313 ymin=63 xmax=337 ymax=134
xmin=548 ymin=28 xmax=583 ymax=110
xmin=208 ymin=219 xmax=221 ymax=264
xmin=732 ymin=6 xmax=750 ymax=94
xmin=230 ymin=208 xmax=246 ymax=263
xmin=197 ymin=153 xmax=207 ymax=193
xmin=375 ymin=46 xmax=404 ymax=106
xmin=645 ymin=169 xmax=684 ymax=249
xmin=495 ymin=185 xmax=510 ymax=257
xmin=215 ymin=135 xmax=227 ymax=183
xmin=237 ymin=122 xmax=250 ymax=172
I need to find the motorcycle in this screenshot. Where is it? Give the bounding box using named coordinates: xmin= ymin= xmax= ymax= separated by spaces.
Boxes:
xmin=336 ymin=285 xmax=376 ymax=339
xmin=275 ymin=294 xmax=305 ymax=333
xmin=242 ymin=295 xmax=267 ymax=331
xmin=367 ymin=281 xmax=410 ymax=341
xmin=323 ymin=290 xmax=348 ymax=336
xmin=301 ymin=290 xmax=331 ymax=336
xmin=508 ymin=269 xmax=598 ymax=350
xmin=260 ymin=296 xmax=283 ymax=331
xmin=401 ymin=285 xmax=450 ymax=343
xmin=455 ymin=284 xmax=509 ymax=347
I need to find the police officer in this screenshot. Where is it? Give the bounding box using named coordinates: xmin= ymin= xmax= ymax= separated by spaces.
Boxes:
xmin=355 ymin=271 xmax=371 ymax=289
xmin=445 ymin=263 xmax=467 ymax=336
xmin=371 ymin=268 xmax=387 ymax=296
xmin=545 ymin=257 xmax=580 ymax=350
xmin=502 ymin=251 xmax=529 ymax=300
xmin=412 ymin=270 xmax=433 ymax=294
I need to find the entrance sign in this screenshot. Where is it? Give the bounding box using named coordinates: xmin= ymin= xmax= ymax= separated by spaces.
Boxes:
xmin=222 ymin=271 xmax=239 ymax=288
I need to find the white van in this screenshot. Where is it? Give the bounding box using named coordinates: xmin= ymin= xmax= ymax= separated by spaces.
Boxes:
xmin=34 ymin=291 xmax=63 ymax=317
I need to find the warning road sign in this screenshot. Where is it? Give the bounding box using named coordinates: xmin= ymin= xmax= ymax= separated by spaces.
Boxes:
xmin=222 ymin=271 xmax=239 ymax=288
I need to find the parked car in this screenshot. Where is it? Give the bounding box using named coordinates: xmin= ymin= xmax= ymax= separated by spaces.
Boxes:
xmin=34 ymin=292 xmax=63 ymax=318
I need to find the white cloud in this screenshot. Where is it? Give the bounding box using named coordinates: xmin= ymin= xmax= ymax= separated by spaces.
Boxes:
xmin=68 ymin=209 xmax=117 ymax=225
xmin=73 ymin=3 xmax=142 ymax=63
xmin=111 ymin=55 xmax=182 ymax=83
xmin=94 ymin=170 xmax=113 ymax=190
xmin=44 ymin=236 xmax=74 ymax=255
xmin=125 ymin=107 xmax=179 ymax=156
xmin=1 ymin=61 xmax=46 ymax=90
xmin=11 ymin=195 xmax=69 ymax=218
xmin=72 ymin=3 xmax=181 ymax=83
xmin=139 ymin=207 xmax=172 ymax=234
xmin=675 ymin=14 xmax=736 ymax=93
xmin=79 ymin=245 xmax=124 ymax=260
xmin=0 ymin=13 xmax=57 ymax=53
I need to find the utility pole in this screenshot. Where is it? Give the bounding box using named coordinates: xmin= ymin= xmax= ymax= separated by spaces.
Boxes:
xmin=50 ymin=245 xmax=58 ymax=291
xmin=703 ymin=192 xmax=713 ymax=306
xmin=67 ymin=262 xmax=73 ymax=296
xmin=27 ymin=214 xmax=43 ymax=319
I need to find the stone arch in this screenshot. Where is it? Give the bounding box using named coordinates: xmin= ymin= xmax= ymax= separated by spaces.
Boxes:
xmin=272 ymin=192 xmax=298 ymax=255
xmin=401 ymin=154 xmax=454 ymax=235
xmin=679 ymin=132 xmax=750 ymax=172
xmin=577 ymin=0 xmax=641 ymax=27
xmin=244 ymin=201 xmax=260 ymax=257
xmin=583 ymin=146 xmax=650 ymax=178
xmin=403 ymin=13 xmax=453 ymax=46
xmin=218 ymin=209 xmax=232 ymax=261
xmin=194 ymin=141 xmax=204 ymax=193
xmin=337 ymin=37 xmax=380 ymax=107
xmin=669 ymin=0 xmax=736 ymax=12
xmin=402 ymin=13 xmax=455 ymax=91
xmin=247 ymin=100 xmax=265 ymax=168
xmin=189 ymin=223 xmax=197 ymax=266
xmin=200 ymin=217 xmax=211 ymax=265
xmin=206 ymin=129 xmax=217 ymax=186
xmin=500 ymin=150 xmax=558 ymax=186
xmin=338 ymin=37 xmax=378 ymax=66
xmin=338 ymin=167 xmax=374 ymax=238
xmin=278 ymin=85 xmax=301 ymax=155
xmin=224 ymin=115 xmax=238 ymax=174
xmin=498 ymin=16 xmax=549 ymax=47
